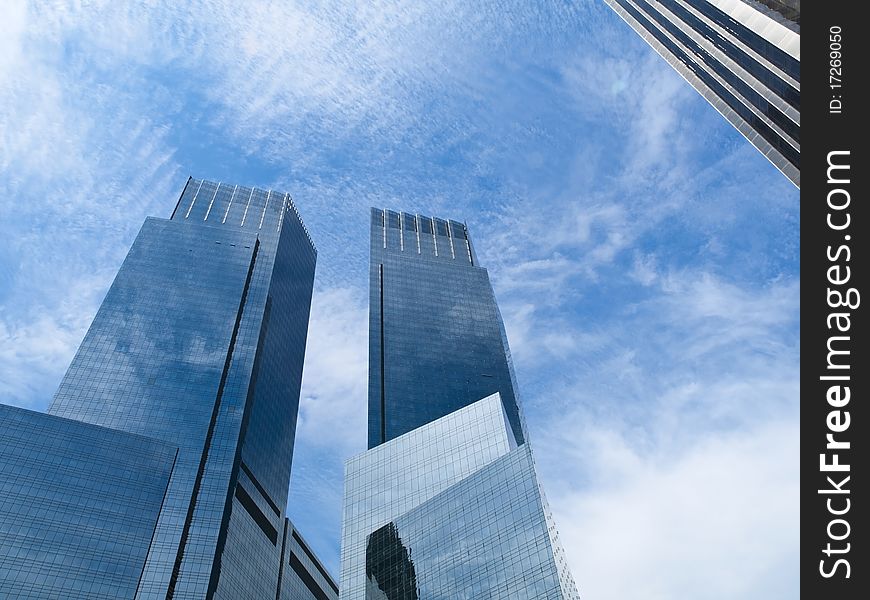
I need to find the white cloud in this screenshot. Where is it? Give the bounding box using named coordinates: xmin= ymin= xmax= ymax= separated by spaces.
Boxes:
xmin=499 ymin=300 xmax=611 ymax=368
xmin=526 ymin=270 xmax=799 ymax=598
xmin=288 ymin=284 xmax=369 ymax=572
xmin=495 ymin=255 xmax=580 ymax=295
xmin=623 ymin=55 xmax=697 ymax=182
xmin=297 ymin=285 xmax=369 ymax=454
xmin=0 ymin=0 xmax=182 ymax=408
xmin=0 ymin=272 xmax=112 ymax=408
xmin=630 ymin=252 xmax=659 ymax=286
xmin=0 ymin=1 xmax=27 ymax=81
xmin=549 ymin=418 xmax=799 ymax=600
xmin=652 ymin=272 xmax=799 ymax=370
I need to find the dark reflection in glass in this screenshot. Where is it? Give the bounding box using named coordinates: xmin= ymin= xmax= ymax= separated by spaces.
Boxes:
xmin=387 ymin=210 xmax=401 ymax=229
xmin=402 ymin=212 xmax=417 ymax=231
xmin=365 ymin=523 xmax=419 ymax=600
xmin=341 ymin=211 xmax=580 ymax=599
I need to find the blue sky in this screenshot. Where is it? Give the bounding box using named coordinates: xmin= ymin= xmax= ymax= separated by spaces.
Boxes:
xmin=0 ymin=1 xmax=798 ymax=598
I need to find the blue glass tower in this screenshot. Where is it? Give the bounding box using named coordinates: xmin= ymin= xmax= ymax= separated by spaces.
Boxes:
xmin=0 ymin=178 xmax=337 ymax=599
xmin=368 ymin=209 xmax=525 ymax=448
xmin=340 ymin=209 xmax=579 ymax=599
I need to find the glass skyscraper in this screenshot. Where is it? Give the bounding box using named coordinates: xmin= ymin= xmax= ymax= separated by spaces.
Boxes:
xmin=0 ymin=178 xmax=337 ymax=600
xmin=367 ymin=209 xmax=525 ymax=448
xmin=340 ymin=209 xmax=579 ymax=599
xmin=602 ymin=0 xmax=800 ymax=187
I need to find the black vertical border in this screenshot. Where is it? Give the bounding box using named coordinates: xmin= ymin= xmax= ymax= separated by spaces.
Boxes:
xmin=802 ymin=3 xmax=866 ymax=597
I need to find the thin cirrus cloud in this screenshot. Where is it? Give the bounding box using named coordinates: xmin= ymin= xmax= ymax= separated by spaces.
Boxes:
xmin=0 ymin=0 xmax=798 ymax=593
xmin=527 ymin=266 xmax=798 ymax=599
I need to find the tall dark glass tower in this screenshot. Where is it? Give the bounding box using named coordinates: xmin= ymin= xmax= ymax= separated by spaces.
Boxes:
xmin=368 ymin=209 xmax=525 ymax=448
xmin=340 ymin=209 xmax=579 ymax=599
xmin=602 ymin=0 xmax=800 ymax=187
xmin=0 ymin=178 xmax=337 ymax=600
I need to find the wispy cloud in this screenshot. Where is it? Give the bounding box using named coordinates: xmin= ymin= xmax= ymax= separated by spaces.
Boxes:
xmin=286 ymin=284 xmax=369 ymax=572
xmin=550 ymin=418 xmax=799 ymax=600
xmin=297 ymin=285 xmax=369 ymax=454
xmin=1 ymin=1 xmax=182 ymax=409
xmin=523 ymin=268 xmax=798 ymax=598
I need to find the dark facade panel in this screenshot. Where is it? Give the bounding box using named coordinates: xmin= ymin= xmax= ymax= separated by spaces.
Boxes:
xmin=279 ymin=520 xmax=339 ymax=600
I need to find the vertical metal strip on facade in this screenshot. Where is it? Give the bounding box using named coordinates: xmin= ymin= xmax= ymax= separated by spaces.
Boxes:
xmin=170 ymin=177 xmax=193 ymax=220
xmin=277 ymin=195 xmax=288 ymax=233
xmin=240 ymin=188 xmax=255 ymax=227
xmin=431 ymin=218 xmax=438 ymax=256
xmin=203 ymin=182 xmax=221 ymax=222
xmin=259 ymin=191 xmax=272 ymax=230
xmin=223 ymin=186 xmax=239 ymax=224
xmin=185 ymin=180 xmax=205 ymax=219
xmin=219 ymin=185 xmax=238 ymax=224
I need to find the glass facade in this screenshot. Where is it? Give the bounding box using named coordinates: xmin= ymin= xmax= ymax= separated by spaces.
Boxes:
xmin=341 ymin=394 xmax=579 ymax=599
xmin=49 ymin=215 xmax=263 ymax=599
xmin=368 ymin=208 xmax=526 ymax=449
xmin=343 ymin=210 xmax=579 ymax=598
xmin=279 ymin=520 xmax=340 ymax=600
xmin=369 ymin=446 xmax=566 ymax=599
xmin=603 ymin=0 xmax=800 ymax=187
xmin=168 ymin=180 xmax=318 ymax=600
xmin=0 ymin=177 xmax=333 ymax=598
xmin=0 ymin=404 xmax=177 ymax=600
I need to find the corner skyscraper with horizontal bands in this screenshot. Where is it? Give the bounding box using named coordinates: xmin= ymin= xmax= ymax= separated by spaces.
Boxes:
xmin=603 ymin=0 xmax=800 ymax=187
xmin=339 ymin=209 xmax=579 ymax=599
xmin=0 ymin=178 xmax=337 ymax=600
